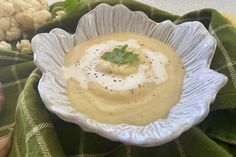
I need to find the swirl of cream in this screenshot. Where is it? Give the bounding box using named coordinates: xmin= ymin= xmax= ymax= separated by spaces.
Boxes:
xmin=64 ymin=39 xmax=169 ymax=91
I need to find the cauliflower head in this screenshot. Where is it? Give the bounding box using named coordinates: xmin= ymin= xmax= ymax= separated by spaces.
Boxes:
xmin=0 ymin=0 xmax=51 ymax=41
xmin=16 ymin=39 xmax=32 ymax=54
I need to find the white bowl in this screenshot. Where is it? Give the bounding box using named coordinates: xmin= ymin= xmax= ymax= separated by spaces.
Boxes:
xmin=32 ymin=4 xmax=227 ymax=147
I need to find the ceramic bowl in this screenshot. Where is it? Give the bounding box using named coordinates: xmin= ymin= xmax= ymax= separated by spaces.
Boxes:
xmin=32 ymin=4 xmax=228 ymax=146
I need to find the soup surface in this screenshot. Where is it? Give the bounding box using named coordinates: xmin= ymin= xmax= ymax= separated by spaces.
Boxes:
xmin=64 ymin=32 xmax=185 ymax=125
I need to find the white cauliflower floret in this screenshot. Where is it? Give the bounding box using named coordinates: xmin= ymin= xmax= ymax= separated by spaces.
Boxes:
xmin=31 ymin=0 xmax=44 ymax=10
xmin=0 ymin=17 xmax=11 ymax=31
xmin=0 ymin=0 xmax=51 ymax=41
xmin=15 ymin=8 xmax=36 ymax=30
xmin=0 ymin=1 xmax=15 ymax=17
xmin=0 ymin=41 xmax=12 ymax=51
xmin=4 ymin=17 xmax=21 ymax=41
xmin=33 ymin=10 xmax=52 ymax=29
xmin=38 ymin=0 xmax=48 ymax=9
xmin=55 ymin=11 xmax=66 ymax=20
xmin=10 ymin=0 xmax=30 ymax=13
xmin=6 ymin=27 xmax=21 ymax=41
xmin=16 ymin=39 xmax=32 ymax=54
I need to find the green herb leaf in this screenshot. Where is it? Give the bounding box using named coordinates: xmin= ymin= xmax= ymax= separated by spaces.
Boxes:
xmin=101 ymin=44 xmax=139 ymax=65
xmin=64 ymin=0 xmax=80 ymax=12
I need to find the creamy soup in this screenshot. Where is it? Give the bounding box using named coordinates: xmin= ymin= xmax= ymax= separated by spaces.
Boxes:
xmin=63 ymin=32 xmax=185 ymax=125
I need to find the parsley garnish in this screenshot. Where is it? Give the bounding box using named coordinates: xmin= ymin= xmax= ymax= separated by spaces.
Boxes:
xmin=101 ymin=45 xmax=139 ymax=65
xmin=64 ymin=0 xmax=80 ymax=12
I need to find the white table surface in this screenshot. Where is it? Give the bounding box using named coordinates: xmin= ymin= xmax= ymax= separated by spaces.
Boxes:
xmin=48 ymin=0 xmax=236 ymax=19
